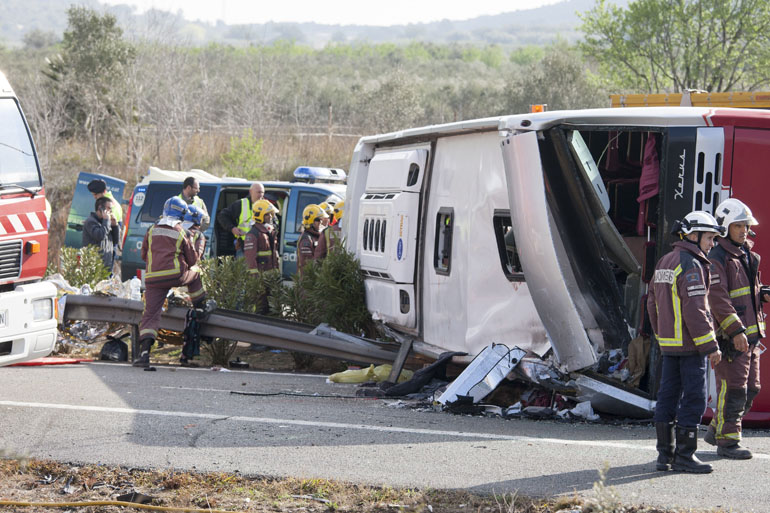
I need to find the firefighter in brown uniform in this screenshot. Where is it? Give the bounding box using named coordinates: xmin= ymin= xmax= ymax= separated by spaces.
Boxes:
xmin=705 ymin=198 xmax=769 ymax=459
xmin=244 ymin=200 xmax=280 ymax=313
xmin=133 ymin=197 xmax=214 ymax=368
xmin=315 ymin=200 xmax=343 ymax=261
xmin=297 ymin=204 xmax=327 ymax=274
xmin=648 ymin=210 xmax=723 ymax=473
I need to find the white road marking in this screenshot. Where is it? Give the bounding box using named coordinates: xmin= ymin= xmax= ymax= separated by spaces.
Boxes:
xmin=3 ymin=399 xmax=766 ymax=458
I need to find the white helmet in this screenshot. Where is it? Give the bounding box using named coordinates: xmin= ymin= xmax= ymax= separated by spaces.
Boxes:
xmin=676 ymin=210 xmax=726 ymax=236
xmin=714 ymin=198 xmax=758 ymax=229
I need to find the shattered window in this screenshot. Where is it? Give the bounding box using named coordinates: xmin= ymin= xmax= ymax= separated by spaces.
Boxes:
xmin=493 ymin=211 xmax=524 ymax=281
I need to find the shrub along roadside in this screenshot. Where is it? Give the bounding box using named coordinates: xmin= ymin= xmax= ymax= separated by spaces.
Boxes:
xmin=197 ymin=248 xmax=376 ymax=369
xmin=46 ymin=245 xmax=111 ymax=290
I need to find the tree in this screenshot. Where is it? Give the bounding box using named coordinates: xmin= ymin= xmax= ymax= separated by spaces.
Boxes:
xmin=579 ymin=0 xmax=770 ymax=93
xmin=22 ymin=29 xmax=58 ymax=49
xmin=44 ymin=6 xmax=135 ymax=164
xmin=504 ymin=42 xmax=606 ymax=113
xmin=221 ymin=128 xmax=266 ymax=180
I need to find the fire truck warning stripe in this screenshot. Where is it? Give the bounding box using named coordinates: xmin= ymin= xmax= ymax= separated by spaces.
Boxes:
xmin=26 ymin=212 xmax=43 ymax=231
xmin=7 ymin=214 xmax=24 ymax=233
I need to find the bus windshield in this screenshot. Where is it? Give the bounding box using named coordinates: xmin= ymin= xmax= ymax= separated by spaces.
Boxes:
xmin=0 ymin=98 xmax=41 ymax=189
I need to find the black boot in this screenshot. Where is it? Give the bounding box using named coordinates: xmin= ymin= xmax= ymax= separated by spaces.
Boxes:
xmin=655 ymin=422 xmax=675 ymax=471
xmin=673 ymin=426 xmax=712 ymax=473
xmin=717 ymin=442 xmax=752 ymax=459
xmin=132 ymin=338 xmax=154 ymax=368
xmin=703 ymin=424 xmax=716 ymax=446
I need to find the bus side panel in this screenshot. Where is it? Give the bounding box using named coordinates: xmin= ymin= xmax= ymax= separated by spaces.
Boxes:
xmin=727 ymin=127 xmax=770 ymax=425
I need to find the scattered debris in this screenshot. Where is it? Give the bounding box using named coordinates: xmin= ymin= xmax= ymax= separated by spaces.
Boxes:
xmin=437 ymin=345 xmax=526 ymax=405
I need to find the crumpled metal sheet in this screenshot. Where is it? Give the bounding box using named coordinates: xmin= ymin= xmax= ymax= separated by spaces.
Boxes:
xmin=574 ymin=373 xmax=655 ymax=419
xmin=437 ymin=344 xmax=527 ymax=405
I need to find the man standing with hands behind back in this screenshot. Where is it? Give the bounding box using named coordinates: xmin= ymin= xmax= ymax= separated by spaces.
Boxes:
xmin=648 ymin=210 xmax=723 ymax=474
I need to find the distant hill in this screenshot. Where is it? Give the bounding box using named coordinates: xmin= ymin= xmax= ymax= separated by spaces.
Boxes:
xmin=0 ymin=0 xmax=627 ymax=48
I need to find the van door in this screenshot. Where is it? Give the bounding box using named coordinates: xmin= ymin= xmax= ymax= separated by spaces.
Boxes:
xmin=358 ymin=146 xmax=427 ymax=329
xmin=65 ymin=172 xmax=126 ymax=249
xmin=500 ymin=131 xmax=604 ymax=371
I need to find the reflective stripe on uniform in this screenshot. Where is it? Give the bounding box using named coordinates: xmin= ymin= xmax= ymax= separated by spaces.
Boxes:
xmin=716 ymin=378 xmax=727 ymax=437
xmin=719 ymin=313 xmax=740 ymax=331
xmin=257 ymin=250 xmax=272 ymax=256
xmin=146 ymin=226 xmax=184 ymax=279
xmin=746 ymin=324 xmax=760 ymax=335
xmin=693 ymin=331 xmax=716 ymax=345
xmin=729 ymin=286 xmax=751 ymax=298
xmin=140 ymin=328 xmax=157 ymax=339
xmin=658 ymin=265 xmax=684 ymax=347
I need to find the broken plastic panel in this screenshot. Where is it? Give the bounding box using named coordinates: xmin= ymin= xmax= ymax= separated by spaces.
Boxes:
xmin=437 ymin=344 xmax=527 ymax=405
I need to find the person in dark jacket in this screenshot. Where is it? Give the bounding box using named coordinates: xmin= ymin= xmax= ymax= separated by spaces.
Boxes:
xmin=81 ymin=196 xmax=119 ymax=273
xmin=705 ymin=198 xmax=769 ymax=459
xmin=315 ymin=200 xmax=343 ymax=261
xmin=647 ymin=210 xmax=723 ymax=473
xmin=297 ymin=204 xmax=327 ymax=274
xmin=216 ymin=182 xmax=265 ymax=258
xmin=244 ymin=199 xmax=280 ymax=314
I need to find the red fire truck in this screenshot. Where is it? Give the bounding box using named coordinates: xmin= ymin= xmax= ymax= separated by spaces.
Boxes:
xmin=0 ymin=71 xmax=58 ymax=366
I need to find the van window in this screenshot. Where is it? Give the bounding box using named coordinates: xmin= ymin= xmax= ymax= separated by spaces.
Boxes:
xmin=433 ymin=208 xmax=453 ymax=275
xmin=295 ymin=190 xmax=327 ymax=231
xmin=493 ymin=211 xmax=524 ymax=281
xmin=137 ymin=184 xmax=216 ymax=223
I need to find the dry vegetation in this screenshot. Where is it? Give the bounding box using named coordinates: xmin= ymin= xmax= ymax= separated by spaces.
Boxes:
xmin=1 ymin=458 xmax=682 ymax=513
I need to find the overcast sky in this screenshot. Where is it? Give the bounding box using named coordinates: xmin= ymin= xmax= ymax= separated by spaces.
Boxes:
xmin=100 ymin=0 xmax=563 ymax=26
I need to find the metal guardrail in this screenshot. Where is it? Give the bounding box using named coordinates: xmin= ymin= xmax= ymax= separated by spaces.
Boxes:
xmin=62 ymin=295 xmax=400 ymax=366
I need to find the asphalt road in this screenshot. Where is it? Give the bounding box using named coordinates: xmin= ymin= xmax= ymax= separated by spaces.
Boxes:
xmin=1 ymin=362 xmax=769 ymax=512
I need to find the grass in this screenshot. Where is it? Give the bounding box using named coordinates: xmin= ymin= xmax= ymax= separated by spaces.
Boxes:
xmin=0 ymin=458 xmax=727 ymax=513
xmin=0 ymin=458 xmax=593 ymax=513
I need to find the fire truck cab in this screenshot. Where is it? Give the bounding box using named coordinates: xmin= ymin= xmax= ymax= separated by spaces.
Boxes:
xmin=0 ymin=71 xmax=58 ymax=366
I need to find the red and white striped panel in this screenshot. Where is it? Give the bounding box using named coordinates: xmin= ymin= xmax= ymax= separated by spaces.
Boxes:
xmin=0 ymin=211 xmax=47 ymax=236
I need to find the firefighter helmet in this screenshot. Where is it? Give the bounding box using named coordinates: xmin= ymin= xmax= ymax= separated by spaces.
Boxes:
xmin=163 ymin=196 xmax=188 ymax=220
xmin=252 ymin=199 xmax=278 ymax=223
xmin=184 ymin=205 xmax=203 ymax=226
xmin=319 ymin=201 xmax=335 ymax=217
xmin=301 ymin=204 xmax=327 ymax=228
xmin=674 ymin=210 xmax=726 ymax=236
xmin=715 ymin=198 xmax=758 ymax=229
xmin=333 ymin=200 xmax=345 ymax=223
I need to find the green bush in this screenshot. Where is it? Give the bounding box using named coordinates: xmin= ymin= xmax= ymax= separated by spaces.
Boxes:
xmin=47 ymin=245 xmax=111 ymax=289
xmin=198 ymin=256 xmax=281 ymax=366
xmin=221 ymin=128 xmax=266 ymax=180
xmin=272 ymin=246 xmax=376 ymax=337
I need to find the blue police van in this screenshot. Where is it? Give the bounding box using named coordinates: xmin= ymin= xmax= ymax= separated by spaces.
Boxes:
xmin=120 ymin=167 xmax=345 ymax=280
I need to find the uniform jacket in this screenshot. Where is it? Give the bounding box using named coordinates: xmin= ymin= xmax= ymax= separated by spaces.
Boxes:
xmin=244 ymin=223 xmax=279 ymax=273
xmin=297 ymin=227 xmax=320 ymax=273
xmin=187 ymin=227 xmax=206 ymax=260
xmin=141 ymin=221 xmax=199 ymax=284
xmin=647 ymin=240 xmax=719 ymax=356
xmin=314 ymin=225 xmax=340 ymax=260
xmin=708 ymin=237 xmax=766 ymax=343
xmin=82 ymin=212 xmax=119 ymax=270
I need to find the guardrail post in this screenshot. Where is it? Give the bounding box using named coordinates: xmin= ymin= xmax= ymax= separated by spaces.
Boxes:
xmin=131 ymin=324 xmax=139 ymax=361
xmin=388 ymin=338 xmax=413 ymax=383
